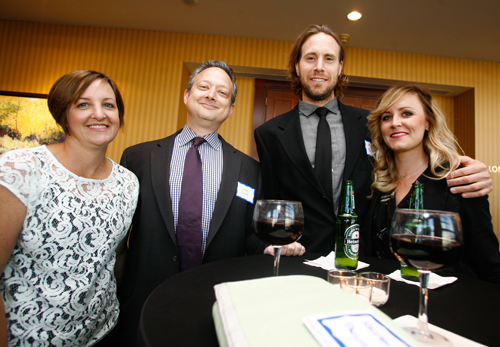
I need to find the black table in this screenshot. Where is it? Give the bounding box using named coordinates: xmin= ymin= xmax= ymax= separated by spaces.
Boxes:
xmin=138 ymin=254 xmax=500 ymax=346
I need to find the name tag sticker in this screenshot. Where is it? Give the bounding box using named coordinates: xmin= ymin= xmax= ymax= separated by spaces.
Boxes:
xmin=236 ymin=182 xmax=255 ymax=204
xmin=365 ymin=139 xmax=373 ymax=157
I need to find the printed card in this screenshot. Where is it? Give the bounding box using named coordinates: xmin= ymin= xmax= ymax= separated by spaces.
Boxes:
xmin=303 ymin=311 xmax=415 ymax=347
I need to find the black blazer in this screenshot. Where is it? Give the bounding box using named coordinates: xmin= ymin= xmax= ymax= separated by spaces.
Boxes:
xmin=254 ymin=102 xmax=373 ymax=254
xmin=117 ymin=130 xmax=263 ymax=345
xmin=364 ymin=169 xmax=500 ymax=284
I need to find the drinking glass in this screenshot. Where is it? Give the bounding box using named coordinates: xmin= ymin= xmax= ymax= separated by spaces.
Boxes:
xmin=389 ymin=209 xmax=463 ymax=346
xmin=343 ymin=276 xmax=373 ymax=303
xmin=253 ymin=200 xmax=304 ymax=276
xmin=358 ymin=272 xmax=390 ymax=307
xmin=327 ymin=270 xmax=358 ymax=288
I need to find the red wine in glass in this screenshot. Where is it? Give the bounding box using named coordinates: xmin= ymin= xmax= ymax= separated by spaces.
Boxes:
xmin=254 ymin=219 xmax=303 ymax=245
xmin=253 ymin=200 xmax=304 ymax=276
xmin=390 ymin=234 xmax=463 ymax=271
xmin=389 ymin=209 xmax=463 ymax=346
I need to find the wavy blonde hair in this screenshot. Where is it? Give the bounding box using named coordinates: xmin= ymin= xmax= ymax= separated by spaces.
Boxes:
xmin=367 ymin=85 xmax=461 ymax=194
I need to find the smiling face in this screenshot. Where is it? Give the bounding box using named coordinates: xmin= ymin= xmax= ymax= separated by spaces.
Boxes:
xmin=380 ymin=92 xmax=430 ymax=155
xmin=184 ymin=67 xmax=235 ymax=136
xmin=65 ymin=78 xmax=120 ymax=149
xmin=295 ymin=32 xmax=344 ymax=106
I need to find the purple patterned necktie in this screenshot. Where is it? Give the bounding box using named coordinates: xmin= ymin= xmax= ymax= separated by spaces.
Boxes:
xmin=177 ymin=137 xmax=206 ymax=271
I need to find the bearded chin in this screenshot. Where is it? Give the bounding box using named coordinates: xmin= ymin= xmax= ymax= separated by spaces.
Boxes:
xmin=302 ymin=83 xmax=336 ymax=101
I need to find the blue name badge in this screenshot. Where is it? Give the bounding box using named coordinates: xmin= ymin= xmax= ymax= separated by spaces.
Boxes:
xmin=236 ymin=182 xmax=255 ymax=204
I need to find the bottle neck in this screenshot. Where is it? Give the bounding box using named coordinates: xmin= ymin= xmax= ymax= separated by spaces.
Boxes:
xmin=409 ymin=184 xmax=424 ymax=209
xmin=339 ymin=183 xmax=356 ymax=215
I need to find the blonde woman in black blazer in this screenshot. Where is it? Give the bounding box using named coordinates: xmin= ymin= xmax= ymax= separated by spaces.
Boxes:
xmin=364 ymin=85 xmax=500 ymax=284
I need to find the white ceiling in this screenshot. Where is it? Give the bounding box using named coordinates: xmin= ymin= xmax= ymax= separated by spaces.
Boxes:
xmin=2 ymin=0 xmax=500 ymax=63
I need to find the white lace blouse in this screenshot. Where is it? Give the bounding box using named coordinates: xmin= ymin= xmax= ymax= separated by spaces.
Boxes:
xmin=0 ymin=146 xmax=139 ymax=346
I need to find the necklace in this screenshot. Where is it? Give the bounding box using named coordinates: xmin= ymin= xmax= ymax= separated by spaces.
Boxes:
xmin=398 ymin=160 xmax=427 ymax=179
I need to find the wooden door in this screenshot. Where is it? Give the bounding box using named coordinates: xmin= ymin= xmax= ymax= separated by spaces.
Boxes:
xmin=342 ymin=95 xmax=379 ymax=110
xmin=265 ymin=89 xmax=300 ymax=121
xmin=251 ymin=79 xmax=298 ymax=159
xmin=341 ymin=87 xmax=385 ymax=110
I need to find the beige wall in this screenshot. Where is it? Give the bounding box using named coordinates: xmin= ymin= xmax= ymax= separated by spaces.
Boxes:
xmin=1 ymin=19 xmax=499 ymax=241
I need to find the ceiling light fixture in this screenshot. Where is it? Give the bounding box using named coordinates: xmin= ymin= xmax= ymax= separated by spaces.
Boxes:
xmin=339 ymin=33 xmax=350 ymax=44
xmin=347 ymin=11 xmax=362 ymax=21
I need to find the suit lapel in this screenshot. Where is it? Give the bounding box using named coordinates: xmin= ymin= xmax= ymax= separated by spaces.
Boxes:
xmin=276 ymin=106 xmax=327 ymax=198
xmin=150 ymin=132 xmax=179 ymax=244
xmin=340 ymin=102 xmax=367 ymax=180
xmin=205 ymin=136 xmax=240 ymax=248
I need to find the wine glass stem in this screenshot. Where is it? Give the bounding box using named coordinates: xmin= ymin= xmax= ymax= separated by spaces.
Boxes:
xmin=417 ymin=270 xmax=431 ymax=337
xmin=273 ymin=246 xmax=282 ymax=276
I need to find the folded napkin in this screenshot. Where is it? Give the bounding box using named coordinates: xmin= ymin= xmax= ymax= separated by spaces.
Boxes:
xmin=394 ymin=315 xmax=486 ymax=347
xmin=213 ymin=275 xmax=416 ymax=347
xmin=387 ymin=270 xmax=457 ymax=289
xmin=304 ymin=251 xmax=369 ymax=271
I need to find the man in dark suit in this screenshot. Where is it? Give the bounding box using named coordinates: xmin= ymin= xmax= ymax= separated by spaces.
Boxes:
xmin=255 ymin=24 xmax=492 ymax=255
xmin=116 ymin=60 xmax=264 ymax=346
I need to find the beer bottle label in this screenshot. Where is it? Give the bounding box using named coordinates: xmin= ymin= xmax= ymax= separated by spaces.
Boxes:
xmin=343 ymin=224 xmax=360 ymax=260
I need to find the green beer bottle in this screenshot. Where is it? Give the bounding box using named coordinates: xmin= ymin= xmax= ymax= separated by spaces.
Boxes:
xmin=335 ymin=180 xmax=359 ymax=270
xmin=409 ymin=182 xmax=424 ymax=210
xmin=400 ymin=181 xmax=423 ymax=280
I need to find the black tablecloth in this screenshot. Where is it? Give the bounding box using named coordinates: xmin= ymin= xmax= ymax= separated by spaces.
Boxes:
xmin=138 ymin=253 xmax=500 ymax=346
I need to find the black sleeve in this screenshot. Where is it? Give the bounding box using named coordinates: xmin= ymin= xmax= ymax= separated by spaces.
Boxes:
xmin=458 ymin=195 xmax=500 ymax=284
xmin=254 ymin=127 xmax=280 ymax=199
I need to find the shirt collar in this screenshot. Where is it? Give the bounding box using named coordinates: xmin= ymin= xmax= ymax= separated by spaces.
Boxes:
xmin=299 ymin=97 xmax=339 ymax=117
xmin=178 ymin=125 xmax=222 ymax=150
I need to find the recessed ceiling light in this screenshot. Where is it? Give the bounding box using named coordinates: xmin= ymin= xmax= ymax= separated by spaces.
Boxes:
xmin=347 ymin=11 xmax=362 ymax=21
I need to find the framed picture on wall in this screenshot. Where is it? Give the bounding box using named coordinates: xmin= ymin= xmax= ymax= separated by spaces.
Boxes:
xmin=0 ymin=91 xmax=65 ymax=154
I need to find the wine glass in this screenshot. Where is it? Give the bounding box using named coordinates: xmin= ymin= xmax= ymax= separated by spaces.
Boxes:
xmin=389 ymin=209 xmax=463 ymax=346
xmin=253 ymin=200 xmax=304 ymax=276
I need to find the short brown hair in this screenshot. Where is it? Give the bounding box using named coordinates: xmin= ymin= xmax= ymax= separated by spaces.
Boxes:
xmin=48 ymin=70 xmax=125 ymax=135
xmin=288 ymin=24 xmax=348 ymax=99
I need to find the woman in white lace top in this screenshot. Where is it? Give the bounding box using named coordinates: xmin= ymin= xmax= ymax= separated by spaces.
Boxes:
xmin=0 ymin=71 xmax=139 ymax=346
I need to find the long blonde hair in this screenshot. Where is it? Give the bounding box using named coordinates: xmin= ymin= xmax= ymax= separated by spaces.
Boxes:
xmin=367 ymin=85 xmax=461 ymax=194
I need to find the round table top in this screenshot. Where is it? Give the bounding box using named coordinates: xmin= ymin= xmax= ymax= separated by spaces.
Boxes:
xmin=138 ymin=253 xmax=499 ymax=346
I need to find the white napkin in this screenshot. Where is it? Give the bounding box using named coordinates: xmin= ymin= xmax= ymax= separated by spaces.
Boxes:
xmin=394 ymin=315 xmax=487 ymax=347
xmin=387 ymin=270 xmax=457 ymax=289
xmin=304 ymin=251 xmax=369 ymax=271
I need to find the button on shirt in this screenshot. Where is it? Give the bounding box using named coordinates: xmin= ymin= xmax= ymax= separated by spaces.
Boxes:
xmin=299 ymin=98 xmax=346 ymax=214
xmin=170 ymin=126 xmax=223 ymax=254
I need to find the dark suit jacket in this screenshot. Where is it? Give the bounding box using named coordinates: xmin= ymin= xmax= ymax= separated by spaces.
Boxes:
xmin=117 ymin=130 xmax=263 ymax=346
xmin=364 ymin=169 xmax=500 ymax=284
xmin=254 ymin=102 xmax=373 ymax=254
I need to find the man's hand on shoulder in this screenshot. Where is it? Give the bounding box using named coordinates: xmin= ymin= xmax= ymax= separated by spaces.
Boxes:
xmin=447 ymin=156 xmax=492 ymax=198
xmin=264 ymin=242 xmax=306 ymax=256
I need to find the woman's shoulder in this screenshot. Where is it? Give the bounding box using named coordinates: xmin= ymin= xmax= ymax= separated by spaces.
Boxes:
xmin=0 ymin=146 xmax=50 ymax=173
xmin=110 ymin=160 xmax=139 ymax=188
xmin=1 ymin=145 xmax=47 ymax=160
xmin=0 ymin=146 xmax=51 ymax=206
